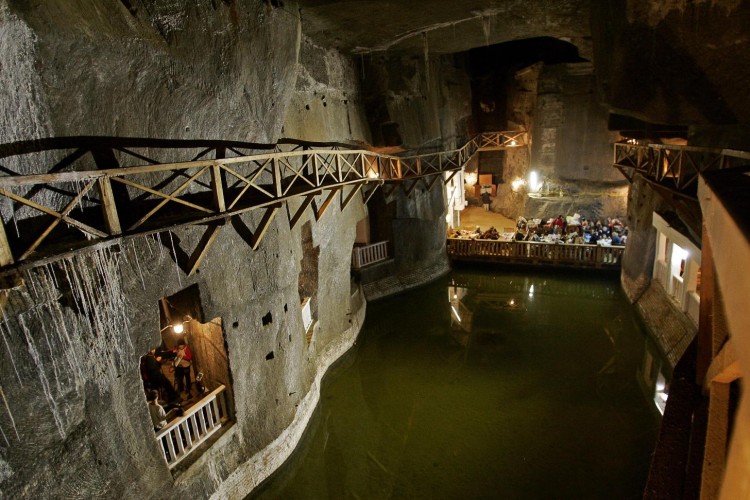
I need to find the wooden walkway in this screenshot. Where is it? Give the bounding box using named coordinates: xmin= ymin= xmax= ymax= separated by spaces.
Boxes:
xmin=447 ymin=238 xmax=625 ymax=270
xmin=0 ymin=131 xmax=527 ymax=274
xmin=612 ymin=140 xmax=750 ymax=200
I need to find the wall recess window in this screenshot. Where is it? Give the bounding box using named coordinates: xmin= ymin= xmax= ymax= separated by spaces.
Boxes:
xmin=139 ymin=285 xmax=235 ymax=470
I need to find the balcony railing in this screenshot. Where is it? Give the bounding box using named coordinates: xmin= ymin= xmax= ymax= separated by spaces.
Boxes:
xmin=351 ymin=240 xmax=389 ymax=269
xmin=155 ymin=384 xmax=231 ymax=469
xmin=446 ymin=238 xmax=625 ymax=268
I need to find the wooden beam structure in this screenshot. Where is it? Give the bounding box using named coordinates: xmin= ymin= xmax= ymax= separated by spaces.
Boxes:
xmin=187 ymin=223 xmax=223 ymax=276
xmin=0 ymin=130 xmax=528 ymax=274
xmin=251 ymin=205 xmax=280 ymax=250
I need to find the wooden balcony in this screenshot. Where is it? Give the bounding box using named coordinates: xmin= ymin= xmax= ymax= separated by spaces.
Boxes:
xmin=447 ymin=238 xmax=625 ymax=269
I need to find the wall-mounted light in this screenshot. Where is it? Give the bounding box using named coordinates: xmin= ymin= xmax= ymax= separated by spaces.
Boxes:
xmin=160 ymin=315 xmax=193 ymax=335
xmin=511 ymin=177 xmax=526 ymax=192
xmin=510 ymin=139 xmax=518 ymax=146
xmin=464 ymin=171 xmax=478 ymax=187
xmin=528 ymin=171 xmax=542 ymax=193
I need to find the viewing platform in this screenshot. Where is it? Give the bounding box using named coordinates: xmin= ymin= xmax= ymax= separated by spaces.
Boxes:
xmin=447 ymin=237 xmax=625 ymax=270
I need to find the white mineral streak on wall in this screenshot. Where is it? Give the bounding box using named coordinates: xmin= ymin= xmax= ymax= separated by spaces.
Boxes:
xmin=0 ymin=384 xmax=19 ymax=444
xmin=210 ymin=289 xmax=366 ymax=500
xmin=0 ymin=246 xmax=133 ymax=439
xmin=0 ymin=5 xmax=52 ymax=145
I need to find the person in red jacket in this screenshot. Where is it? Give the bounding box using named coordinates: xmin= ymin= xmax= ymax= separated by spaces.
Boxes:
xmin=173 ymin=341 xmax=193 ymax=397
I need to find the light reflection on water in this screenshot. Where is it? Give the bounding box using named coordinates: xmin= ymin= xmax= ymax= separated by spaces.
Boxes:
xmin=251 ymin=269 xmax=670 ymax=499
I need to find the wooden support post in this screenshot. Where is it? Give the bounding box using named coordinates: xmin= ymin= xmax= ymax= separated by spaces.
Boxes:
xmin=697 ymin=226 xmax=714 ymax=384
xmin=0 ymin=218 xmax=13 ymax=267
xmin=340 ymin=183 xmax=364 ymax=211
xmin=335 ymin=154 xmax=342 ymax=182
xmin=700 ymin=381 xmax=731 ymax=500
xmin=288 ymin=194 xmax=315 ymax=230
xmin=315 ymin=187 xmax=340 ymax=221
xmin=425 ymin=174 xmax=442 ymax=192
xmin=251 ymin=205 xmax=280 ymax=250
xmin=383 ymin=182 xmax=399 ymax=198
xmin=362 ymin=182 xmax=381 ymax=205
xmin=445 ymin=170 xmax=460 ymax=184
xmin=187 ymin=223 xmax=223 ymax=276
xmin=211 ymin=163 xmax=226 ymax=213
xmin=313 ymin=154 xmax=320 ymax=187
xmin=272 ymin=158 xmax=282 ymax=198
xmin=98 ymin=177 xmax=122 ymax=235
xmin=403 ymin=179 xmax=420 ymax=197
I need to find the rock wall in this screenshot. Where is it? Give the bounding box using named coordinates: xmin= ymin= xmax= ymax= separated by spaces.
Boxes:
xmin=592 ymin=0 xmax=750 ymax=126
xmin=0 ymin=1 xmax=377 ymax=498
xmin=620 ymin=176 xmax=668 ymax=302
xmin=525 ymin=62 xmax=628 ymax=221
xmin=361 ymin=53 xmax=473 ymax=149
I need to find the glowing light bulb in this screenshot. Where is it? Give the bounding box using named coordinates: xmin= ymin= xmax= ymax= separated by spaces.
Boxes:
xmin=173 ymin=323 xmax=184 ymax=334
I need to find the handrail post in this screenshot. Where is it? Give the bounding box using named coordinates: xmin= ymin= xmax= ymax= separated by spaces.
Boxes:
xmin=272 ymin=158 xmax=282 ymax=198
xmin=210 ymin=163 xmax=226 ymax=213
xmin=0 ymin=218 xmax=14 ymax=267
xmin=98 ymin=176 xmax=122 ymax=235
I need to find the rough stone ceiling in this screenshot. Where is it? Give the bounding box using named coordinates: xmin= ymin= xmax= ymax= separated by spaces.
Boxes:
xmin=297 ymin=0 xmax=592 ymax=58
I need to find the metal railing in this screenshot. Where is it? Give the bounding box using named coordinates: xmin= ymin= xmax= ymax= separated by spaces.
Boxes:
xmin=351 ymin=240 xmax=389 ymax=269
xmin=0 ymin=131 xmax=526 ymax=272
xmin=446 ymin=238 xmax=625 ymax=268
xmin=155 ymin=384 xmax=230 ymax=469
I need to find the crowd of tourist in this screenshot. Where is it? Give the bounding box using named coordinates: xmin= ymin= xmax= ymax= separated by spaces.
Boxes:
xmin=448 ymin=213 xmax=628 ymax=247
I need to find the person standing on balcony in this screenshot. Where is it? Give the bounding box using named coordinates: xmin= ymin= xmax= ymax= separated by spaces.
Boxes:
xmin=148 ymin=390 xmax=168 ymax=430
xmin=481 ymin=191 xmax=490 ymax=211
xmin=141 ymin=349 xmax=178 ymax=402
xmin=173 ymin=341 xmax=193 ymax=398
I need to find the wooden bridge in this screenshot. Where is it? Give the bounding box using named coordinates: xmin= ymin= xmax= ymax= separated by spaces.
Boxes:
xmin=0 ymin=131 xmax=527 ymax=275
xmin=613 ymin=140 xmax=750 ymax=200
xmin=447 ymin=238 xmax=625 ymax=270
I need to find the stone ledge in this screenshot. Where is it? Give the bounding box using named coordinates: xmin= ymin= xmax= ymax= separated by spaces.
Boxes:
xmin=210 ymin=287 xmax=367 ymax=500
xmin=635 ymin=280 xmax=697 ymax=368
xmin=362 ymin=260 xmax=450 ymax=302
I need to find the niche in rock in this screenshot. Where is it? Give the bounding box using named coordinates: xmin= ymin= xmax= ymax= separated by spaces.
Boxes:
xmin=298 ymin=222 xmax=320 ymax=320
xmin=140 ymin=284 xmax=235 ymax=469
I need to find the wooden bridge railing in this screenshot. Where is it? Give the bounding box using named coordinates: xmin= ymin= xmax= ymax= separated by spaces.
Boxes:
xmin=0 ymin=131 xmax=526 ymax=272
xmin=613 ymin=141 xmax=750 ymax=199
xmin=447 ymin=238 xmax=624 ymax=269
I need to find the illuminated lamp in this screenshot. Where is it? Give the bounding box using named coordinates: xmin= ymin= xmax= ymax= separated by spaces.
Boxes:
xmin=464 ymin=171 xmax=478 ymax=187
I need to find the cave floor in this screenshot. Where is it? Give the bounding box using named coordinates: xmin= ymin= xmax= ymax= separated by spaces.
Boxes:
xmin=458 ymin=206 xmax=516 ymax=232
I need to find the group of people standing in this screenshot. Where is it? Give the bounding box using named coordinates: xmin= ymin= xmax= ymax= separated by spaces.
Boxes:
xmin=141 ymin=341 xmax=194 ymax=430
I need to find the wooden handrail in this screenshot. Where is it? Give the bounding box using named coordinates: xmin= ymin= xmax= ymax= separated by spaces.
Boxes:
xmin=0 ymin=131 xmax=527 ymax=272
xmin=447 ymin=238 xmax=625 ymax=268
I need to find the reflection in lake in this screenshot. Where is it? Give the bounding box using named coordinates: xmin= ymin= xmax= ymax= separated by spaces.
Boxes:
xmin=251 ymin=269 xmax=670 ymax=499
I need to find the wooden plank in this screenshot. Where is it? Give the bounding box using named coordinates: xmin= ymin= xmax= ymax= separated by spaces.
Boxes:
xmin=251 ymin=205 xmax=280 ymax=250
xmin=362 ymin=182 xmax=381 ymax=205
xmin=403 ymin=179 xmax=420 ymax=197
xmin=444 ymin=169 xmax=460 ymax=184
xmin=425 ymin=174 xmax=443 ymax=191
xmin=340 ymin=183 xmax=363 ymax=211
xmin=382 ymin=182 xmax=399 ymax=198
xmin=315 ymin=187 xmax=341 ymax=221
xmin=98 ymin=177 xmax=122 ymax=235
xmin=19 ymin=180 xmax=98 ymax=260
xmin=116 ymin=166 xmax=213 ymax=230
xmin=187 ymin=223 xmax=223 ymax=276
xmin=288 ymin=194 xmax=315 ymax=230
xmin=0 ymin=218 xmax=13 ymax=266
xmin=210 ymin=163 xmax=226 ymax=212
